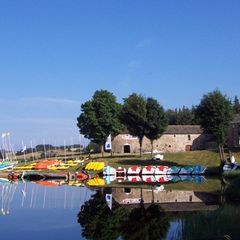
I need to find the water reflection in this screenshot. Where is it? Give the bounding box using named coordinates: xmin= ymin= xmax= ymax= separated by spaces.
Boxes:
xmin=0 ymin=175 xmax=239 ymax=239
xmin=78 ymin=191 xmax=169 ymax=240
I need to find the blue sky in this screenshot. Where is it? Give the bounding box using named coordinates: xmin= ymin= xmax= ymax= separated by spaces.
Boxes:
xmin=0 ymin=0 xmax=240 ymax=149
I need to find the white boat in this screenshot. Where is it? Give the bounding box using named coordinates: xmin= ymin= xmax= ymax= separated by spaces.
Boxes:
xmin=141 ymin=166 xmax=156 ymax=175
xmin=127 ymin=166 xmax=141 ymax=175
xmin=0 ymin=162 xmax=14 ymax=171
xmin=154 ymin=165 xmax=170 ymax=175
xmin=116 ymin=167 xmax=126 ymax=176
xmin=103 ymin=166 xmax=116 ymax=175
xmin=179 ymin=166 xmax=193 ymax=175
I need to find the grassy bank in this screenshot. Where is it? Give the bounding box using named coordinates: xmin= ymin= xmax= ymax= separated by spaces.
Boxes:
xmin=10 ymin=149 xmax=240 ymax=174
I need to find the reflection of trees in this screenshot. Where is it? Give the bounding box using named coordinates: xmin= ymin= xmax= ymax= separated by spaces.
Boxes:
xmin=78 ymin=191 xmax=128 ymax=240
xmin=78 ymin=191 xmax=170 ymax=240
xmin=223 ymin=175 xmax=240 ymax=203
xmin=121 ymin=204 xmax=169 ymax=240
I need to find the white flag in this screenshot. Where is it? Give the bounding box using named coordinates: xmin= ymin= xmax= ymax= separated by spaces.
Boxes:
xmin=105 ymin=134 xmax=112 ymax=151
xmin=1 ymin=133 xmax=6 ymax=138
xmin=21 ymin=146 xmax=27 ymax=153
xmin=1 ymin=132 xmax=10 ymax=138
xmin=105 ymin=193 xmax=112 ymax=210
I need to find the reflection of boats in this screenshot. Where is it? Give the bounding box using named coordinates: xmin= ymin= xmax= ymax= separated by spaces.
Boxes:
xmin=127 ymin=175 xmax=142 ymax=183
xmin=142 ymin=175 xmax=156 ymax=183
xmin=8 ymin=171 xmax=69 ymax=181
xmin=87 ymin=177 xmax=105 ymax=186
xmin=104 ymin=175 xmax=116 ymax=184
xmin=75 ymin=172 xmax=88 ymax=181
xmin=155 ymin=175 xmax=171 ymax=183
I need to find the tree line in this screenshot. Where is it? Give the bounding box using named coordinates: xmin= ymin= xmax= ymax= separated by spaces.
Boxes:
xmin=77 ymin=89 xmax=237 ymax=165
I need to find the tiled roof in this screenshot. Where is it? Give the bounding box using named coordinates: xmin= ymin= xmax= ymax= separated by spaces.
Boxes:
xmin=164 ymin=125 xmax=203 ymax=134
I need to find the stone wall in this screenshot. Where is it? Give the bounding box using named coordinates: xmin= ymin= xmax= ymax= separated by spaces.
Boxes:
xmin=112 ymin=133 xmax=212 ymax=153
xmin=228 ymin=123 xmax=240 ymax=147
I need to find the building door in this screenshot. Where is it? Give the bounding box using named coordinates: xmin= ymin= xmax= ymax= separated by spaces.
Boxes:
xmin=185 ymin=145 xmax=192 ymax=151
xmin=124 ymin=144 xmax=131 ymax=153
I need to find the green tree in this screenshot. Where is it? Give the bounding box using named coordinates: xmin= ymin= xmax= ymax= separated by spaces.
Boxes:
xmin=145 ymin=98 xmax=168 ymax=157
xmin=77 ymin=90 xmax=123 ymax=156
xmin=233 ymin=96 xmax=240 ymax=114
xmin=195 ymin=90 xmax=234 ymax=166
xmin=120 ymin=93 xmax=147 ymax=156
xmin=166 ymin=109 xmax=178 ymax=125
xmin=176 ymin=106 xmax=195 ymax=125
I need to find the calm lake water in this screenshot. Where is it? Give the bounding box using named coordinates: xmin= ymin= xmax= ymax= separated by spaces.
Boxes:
xmin=0 ymin=177 xmax=239 ymax=240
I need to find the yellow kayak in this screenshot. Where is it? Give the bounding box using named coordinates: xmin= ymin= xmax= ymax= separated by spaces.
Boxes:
xmin=87 ymin=177 xmax=105 ymax=186
xmin=14 ymin=165 xmax=33 ymax=170
xmin=67 ymin=163 xmax=78 ymax=167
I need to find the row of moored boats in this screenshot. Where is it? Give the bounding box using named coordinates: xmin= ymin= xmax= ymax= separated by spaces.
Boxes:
xmin=103 ymin=165 xmax=207 ymax=176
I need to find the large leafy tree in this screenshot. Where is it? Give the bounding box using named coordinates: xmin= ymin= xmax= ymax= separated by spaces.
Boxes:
xmin=145 ymin=98 xmax=168 ymax=157
xmin=195 ymin=90 xmax=233 ymax=165
xmin=120 ymin=93 xmax=147 ymax=156
xmin=77 ymin=90 xmax=123 ymax=156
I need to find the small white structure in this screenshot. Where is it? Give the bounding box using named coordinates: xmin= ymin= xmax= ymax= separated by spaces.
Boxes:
xmin=231 ymin=155 xmax=236 ymax=163
xmin=152 ymin=153 xmax=164 ymax=161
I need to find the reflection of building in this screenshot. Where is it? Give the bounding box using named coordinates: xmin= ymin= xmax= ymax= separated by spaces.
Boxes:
xmin=112 ymin=187 xmax=219 ymax=212
xmin=112 ymin=125 xmax=215 ymax=153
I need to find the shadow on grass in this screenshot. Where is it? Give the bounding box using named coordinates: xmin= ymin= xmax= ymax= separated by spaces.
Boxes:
xmin=104 ymin=155 xmax=137 ymax=159
xmin=205 ymin=166 xmax=221 ymax=175
xmin=117 ymin=159 xmax=183 ymax=167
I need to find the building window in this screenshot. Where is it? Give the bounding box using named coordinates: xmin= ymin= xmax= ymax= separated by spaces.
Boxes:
xmin=168 ymin=145 xmax=171 ymax=148
xmin=156 ymin=144 xmax=158 ymax=147
xmin=188 ymin=135 xmax=191 ymax=140
xmin=174 ymin=134 xmax=176 ymax=137
xmin=124 ymin=188 xmax=131 ymax=194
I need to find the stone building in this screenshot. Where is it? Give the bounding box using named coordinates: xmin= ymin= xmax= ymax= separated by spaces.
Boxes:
xmin=228 ymin=114 xmax=240 ymax=148
xmin=112 ymin=125 xmax=214 ymax=153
